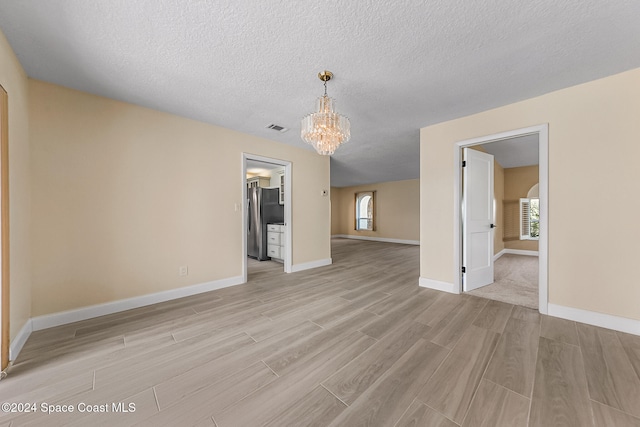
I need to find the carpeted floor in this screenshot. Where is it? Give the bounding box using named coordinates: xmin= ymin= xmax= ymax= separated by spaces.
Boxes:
xmin=467 ymin=254 xmax=538 ymax=309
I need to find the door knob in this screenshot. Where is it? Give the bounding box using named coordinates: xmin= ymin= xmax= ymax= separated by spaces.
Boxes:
xmin=490 ymin=224 xmax=496 ymax=228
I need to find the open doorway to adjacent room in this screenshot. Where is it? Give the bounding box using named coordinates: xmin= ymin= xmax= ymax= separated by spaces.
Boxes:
xmin=241 ymin=154 xmax=292 ymax=283
xmin=454 ymin=125 xmax=548 ymax=313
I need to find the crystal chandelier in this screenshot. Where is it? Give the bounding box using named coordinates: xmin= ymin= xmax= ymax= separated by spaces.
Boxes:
xmin=301 ymin=71 xmax=350 ymax=155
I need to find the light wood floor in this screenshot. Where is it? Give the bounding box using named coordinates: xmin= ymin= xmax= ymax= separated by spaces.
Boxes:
xmin=2 ymin=239 xmax=640 ymax=426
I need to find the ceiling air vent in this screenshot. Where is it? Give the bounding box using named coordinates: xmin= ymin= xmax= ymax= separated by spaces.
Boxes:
xmin=266 ymin=124 xmax=289 ymax=133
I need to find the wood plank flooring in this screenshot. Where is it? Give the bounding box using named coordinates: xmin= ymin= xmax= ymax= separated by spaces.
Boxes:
xmin=2 ymin=238 xmax=640 ymax=426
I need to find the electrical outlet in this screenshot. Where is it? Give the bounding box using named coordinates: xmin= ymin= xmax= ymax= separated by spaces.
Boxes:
xmin=179 ymin=266 xmax=188 ymax=276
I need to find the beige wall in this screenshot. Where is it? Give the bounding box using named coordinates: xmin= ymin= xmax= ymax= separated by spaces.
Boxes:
xmin=29 ymin=80 xmax=330 ymax=316
xmin=494 ymin=160 xmax=505 ymax=255
xmin=504 ymin=165 xmax=539 ymax=251
xmin=421 ymin=67 xmax=640 ymax=321
xmin=330 ymin=187 xmax=342 ymax=236
xmin=331 ymin=179 xmax=420 ymax=242
xmin=0 ymin=31 xmax=31 ymax=343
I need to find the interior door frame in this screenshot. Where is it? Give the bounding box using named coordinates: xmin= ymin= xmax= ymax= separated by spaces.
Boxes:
xmin=453 ymin=124 xmax=549 ymax=314
xmin=241 ymin=153 xmax=292 ymax=283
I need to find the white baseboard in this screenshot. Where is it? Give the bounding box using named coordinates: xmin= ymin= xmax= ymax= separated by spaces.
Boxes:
xmin=493 ymin=249 xmax=506 ymax=261
xmin=31 ymin=275 xmax=244 ymax=331
xmin=418 ymin=277 xmax=459 ymax=294
xmin=9 ymin=319 xmax=33 ymax=361
xmin=332 ymin=234 xmax=419 ymax=246
xmin=494 ymin=249 xmax=539 ymax=261
xmin=548 ymin=303 xmax=640 ymax=336
xmin=291 ymin=258 xmax=332 ymax=273
xmin=502 ymin=249 xmax=539 ymax=257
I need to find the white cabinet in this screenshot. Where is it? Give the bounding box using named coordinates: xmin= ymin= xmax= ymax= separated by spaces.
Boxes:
xmin=277 ymin=172 xmax=284 ymax=205
xmin=267 ymin=223 xmax=284 ymax=262
xmin=247 ymin=176 xmax=271 ymax=188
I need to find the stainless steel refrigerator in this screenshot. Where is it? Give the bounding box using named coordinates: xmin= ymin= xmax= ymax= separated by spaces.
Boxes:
xmin=247 ymin=187 xmax=284 ymax=260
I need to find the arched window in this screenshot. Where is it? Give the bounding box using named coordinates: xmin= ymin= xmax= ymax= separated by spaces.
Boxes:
xmin=520 ymin=183 xmax=539 ymax=240
xmin=355 ymin=191 xmax=375 ymax=231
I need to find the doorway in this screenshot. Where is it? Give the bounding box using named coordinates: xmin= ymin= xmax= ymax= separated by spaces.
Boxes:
xmin=241 ymin=154 xmax=292 ymax=283
xmin=454 ymin=124 xmax=548 ymax=314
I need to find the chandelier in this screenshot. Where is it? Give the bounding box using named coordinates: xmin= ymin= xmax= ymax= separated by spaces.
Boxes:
xmin=301 ymin=71 xmax=350 ymax=155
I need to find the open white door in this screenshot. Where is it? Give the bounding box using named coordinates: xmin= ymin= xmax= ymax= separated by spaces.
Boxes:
xmin=463 ymin=147 xmax=495 ymax=291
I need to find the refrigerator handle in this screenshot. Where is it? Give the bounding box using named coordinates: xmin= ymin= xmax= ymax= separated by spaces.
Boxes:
xmin=247 ymin=198 xmax=251 ymax=233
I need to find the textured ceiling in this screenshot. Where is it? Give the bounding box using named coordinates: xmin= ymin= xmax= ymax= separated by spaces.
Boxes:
xmin=1 ymin=1 xmax=639 ymax=186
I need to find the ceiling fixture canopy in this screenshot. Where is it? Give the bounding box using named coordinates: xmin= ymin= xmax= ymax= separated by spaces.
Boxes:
xmin=301 ymin=71 xmax=350 ymax=155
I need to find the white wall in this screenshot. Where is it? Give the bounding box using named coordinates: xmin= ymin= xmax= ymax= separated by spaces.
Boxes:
xmin=269 ymin=167 xmax=284 ymax=188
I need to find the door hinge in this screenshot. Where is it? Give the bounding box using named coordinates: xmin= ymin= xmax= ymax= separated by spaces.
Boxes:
xmin=462 ymin=266 xmax=466 ymax=274
xmin=462 ymin=161 xmax=466 ymax=167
